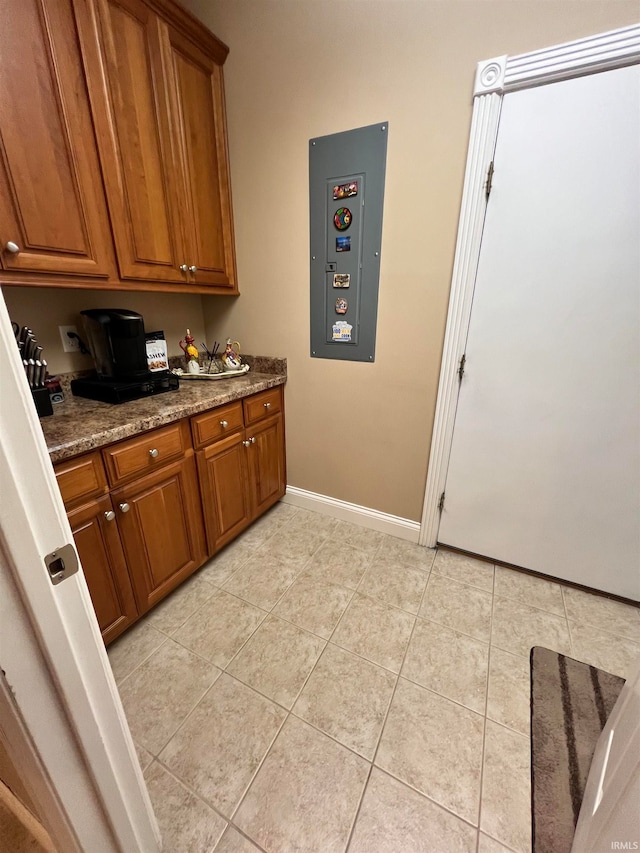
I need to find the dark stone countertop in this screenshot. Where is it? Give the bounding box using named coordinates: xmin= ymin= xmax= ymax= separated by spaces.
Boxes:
xmin=43 ymin=356 xmax=286 ymax=464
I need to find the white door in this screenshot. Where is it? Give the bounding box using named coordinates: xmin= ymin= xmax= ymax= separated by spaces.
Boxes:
xmin=438 ymin=65 xmax=640 ymax=600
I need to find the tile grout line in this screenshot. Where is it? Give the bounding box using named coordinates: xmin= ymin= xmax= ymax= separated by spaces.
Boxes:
xmin=151 ymin=673 xmax=225 ymax=762
xmin=226 ymin=533 xmax=390 ymax=849
xmin=221 ymin=523 xmax=355 ymax=842
xmin=560 ymin=585 xmax=575 ymax=657
xmin=152 ymin=756 xmax=273 ymax=853
xmin=148 ymin=582 xmax=220 ymax=640
xmin=112 ymin=633 xmax=169 ymax=688
xmin=474 ymin=566 xmax=497 ymax=853
xmin=219 ymin=534 xmax=333 ymax=674
xmin=344 ymin=546 xmax=435 ymax=852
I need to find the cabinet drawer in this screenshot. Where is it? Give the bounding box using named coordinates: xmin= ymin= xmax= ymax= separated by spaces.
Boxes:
xmin=103 ymin=421 xmax=189 ymax=487
xmin=55 ymin=452 xmax=108 ymax=507
xmin=191 ymin=402 xmax=244 ymax=449
xmin=243 ymin=388 xmax=282 ymax=427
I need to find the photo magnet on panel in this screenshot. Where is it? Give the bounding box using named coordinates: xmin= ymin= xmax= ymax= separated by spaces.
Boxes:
xmin=309 ymin=122 xmax=388 ymax=362
xmin=333 ymin=181 xmax=358 ymax=199
xmin=332 ymin=321 xmax=352 ymax=342
xmin=333 ymin=207 xmax=352 ymax=230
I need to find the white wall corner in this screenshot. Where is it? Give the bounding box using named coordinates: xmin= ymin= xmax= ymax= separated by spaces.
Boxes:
xmin=474 ymin=56 xmax=507 ymax=96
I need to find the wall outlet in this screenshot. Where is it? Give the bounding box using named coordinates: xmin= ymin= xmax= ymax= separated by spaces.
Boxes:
xmin=59 ymin=325 xmax=81 ymax=353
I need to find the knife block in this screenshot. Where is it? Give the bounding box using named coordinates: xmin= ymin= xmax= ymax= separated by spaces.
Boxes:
xmin=32 ymin=387 xmax=53 ymax=418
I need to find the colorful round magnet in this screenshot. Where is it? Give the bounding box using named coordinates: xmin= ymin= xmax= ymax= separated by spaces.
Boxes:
xmin=333 ymin=207 xmax=352 ymax=231
xmin=335 ymin=297 xmax=348 ymax=314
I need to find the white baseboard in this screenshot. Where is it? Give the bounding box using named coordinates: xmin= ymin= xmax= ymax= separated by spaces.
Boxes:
xmin=282 ymin=486 xmax=422 ymax=543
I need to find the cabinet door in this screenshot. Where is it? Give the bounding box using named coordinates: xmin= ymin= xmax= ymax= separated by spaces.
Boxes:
xmin=160 ymin=23 xmax=237 ymax=290
xmin=112 ymin=455 xmax=206 ymax=612
xmin=76 ymin=0 xmax=187 ymax=283
xmin=197 ymin=432 xmax=251 ymax=553
xmin=0 ymin=0 xmax=113 ymax=277
xmin=68 ymin=495 xmax=137 ymax=645
xmin=247 ymin=414 xmax=286 ymax=518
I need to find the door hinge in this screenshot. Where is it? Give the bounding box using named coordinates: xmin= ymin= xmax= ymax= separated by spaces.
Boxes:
xmin=458 ymin=353 xmax=466 ymax=382
xmin=438 ymin=492 xmax=445 ymax=513
xmin=485 ymin=161 xmax=494 ymax=199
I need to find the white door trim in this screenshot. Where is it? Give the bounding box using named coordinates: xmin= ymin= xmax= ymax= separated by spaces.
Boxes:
xmin=419 ymin=23 xmax=640 ymax=547
xmin=0 ymin=288 xmax=160 ymax=851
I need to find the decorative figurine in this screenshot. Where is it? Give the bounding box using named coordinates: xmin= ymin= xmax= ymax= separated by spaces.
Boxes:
xmin=221 ymin=339 xmax=242 ymax=370
xmin=179 ymin=329 xmax=200 ymax=373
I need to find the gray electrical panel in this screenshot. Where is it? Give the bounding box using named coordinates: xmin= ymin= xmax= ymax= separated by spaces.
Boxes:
xmin=309 ymin=122 xmax=388 ymax=362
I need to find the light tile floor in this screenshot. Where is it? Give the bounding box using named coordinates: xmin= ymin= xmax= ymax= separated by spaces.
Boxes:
xmin=108 ymin=502 xmax=640 ymax=853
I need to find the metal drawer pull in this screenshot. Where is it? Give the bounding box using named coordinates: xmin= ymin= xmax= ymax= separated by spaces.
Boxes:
xmin=179 ymin=264 xmax=188 ymax=272
xmin=220 ymin=420 xmax=229 ymax=428
xmin=242 ymin=440 xmax=251 ymax=447
xmin=104 ymin=510 xmax=115 ymax=522
xmin=149 ymin=448 xmax=159 ymax=458
xmin=263 ymin=402 xmax=271 ymax=409
xmin=250 ymin=436 xmax=256 ymax=443
xmin=119 ymin=503 xmax=130 ymax=513
xmin=5 ymin=241 xmax=20 ymax=254
xmin=188 ymin=265 xmax=197 ymax=273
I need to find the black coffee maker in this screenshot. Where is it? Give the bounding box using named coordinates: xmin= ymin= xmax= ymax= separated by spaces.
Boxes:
xmin=71 ymin=309 xmax=178 ymax=404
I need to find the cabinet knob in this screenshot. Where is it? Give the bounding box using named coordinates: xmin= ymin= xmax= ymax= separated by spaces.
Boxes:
xmin=242 ymin=439 xmax=251 ymax=447
xmin=179 ymin=264 xmax=188 ymax=272
xmin=220 ymin=420 xmax=229 ymax=428
xmin=4 ymin=241 xmax=20 ymax=254
xmin=250 ymin=436 xmax=256 ymax=444
xmin=119 ymin=503 xmax=130 ymax=513
xmin=188 ymin=265 xmax=197 ymax=274
xmin=148 ymin=448 xmax=159 ymax=458
xmin=263 ymin=402 xmax=272 ymax=409
xmin=104 ymin=510 xmax=115 ymax=522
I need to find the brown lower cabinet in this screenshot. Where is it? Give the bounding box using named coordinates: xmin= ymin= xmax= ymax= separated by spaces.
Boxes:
xmin=194 ymin=388 xmax=286 ymax=553
xmin=54 ymin=386 xmax=286 ymax=644
xmin=67 ymin=494 xmax=137 ymax=644
xmin=111 ymin=455 xmax=206 ymax=614
xmin=196 ymin=431 xmax=253 ymax=552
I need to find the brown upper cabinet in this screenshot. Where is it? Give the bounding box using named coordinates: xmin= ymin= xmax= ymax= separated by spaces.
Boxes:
xmin=0 ymin=0 xmax=115 ymax=278
xmin=76 ymin=0 xmax=237 ymax=290
xmin=0 ymin=0 xmax=237 ymax=293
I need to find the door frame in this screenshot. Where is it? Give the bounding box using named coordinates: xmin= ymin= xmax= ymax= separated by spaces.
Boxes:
xmin=0 ymin=287 xmax=160 ymax=851
xmin=418 ymin=24 xmax=640 ymax=547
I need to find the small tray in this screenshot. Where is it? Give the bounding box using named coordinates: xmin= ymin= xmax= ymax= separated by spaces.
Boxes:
xmin=172 ymin=365 xmax=250 ymax=381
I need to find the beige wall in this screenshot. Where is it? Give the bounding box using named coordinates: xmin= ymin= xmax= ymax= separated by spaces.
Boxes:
xmin=187 ymin=0 xmax=638 ymax=521
xmin=1 ymin=287 xmax=206 ymax=375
